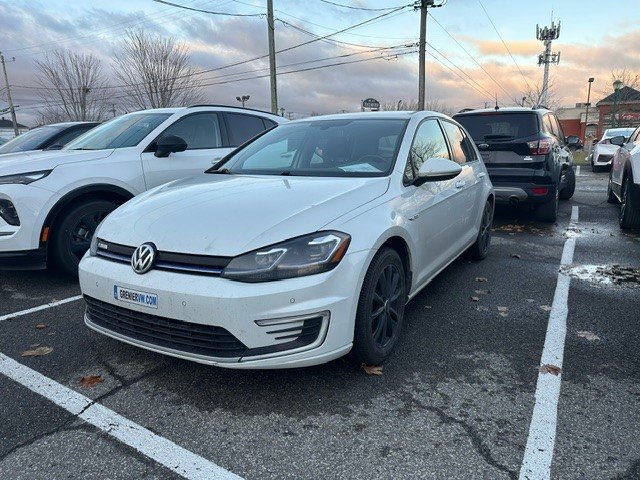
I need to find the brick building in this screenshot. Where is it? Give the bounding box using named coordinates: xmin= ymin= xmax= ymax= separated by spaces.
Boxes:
xmin=595 ymin=86 xmax=640 ymax=138
xmin=556 ymin=104 xmax=599 ymax=142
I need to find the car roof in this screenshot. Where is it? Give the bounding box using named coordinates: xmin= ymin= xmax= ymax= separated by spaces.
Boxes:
xmin=130 ymin=105 xmax=285 ymax=121
xmin=288 ymin=111 xmax=448 ymax=123
xmin=44 ymin=121 xmax=101 ymax=128
xmin=454 ymin=107 xmax=550 ymax=116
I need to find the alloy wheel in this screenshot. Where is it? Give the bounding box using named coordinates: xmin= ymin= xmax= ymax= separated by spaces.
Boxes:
xmin=370 ymin=264 xmax=402 ymax=348
xmin=69 ymin=210 xmax=109 ymax=260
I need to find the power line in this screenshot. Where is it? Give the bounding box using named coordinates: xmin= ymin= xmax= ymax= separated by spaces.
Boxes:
xmin=476 ymin=0 xmax=532 ymax=92
xmin=427 ymin=11 xmax=514 ymax=102
xmin=318 ymin=0 xmax=410 ymax=12
xmin=152 ymin=0 xmax=264 ymax=16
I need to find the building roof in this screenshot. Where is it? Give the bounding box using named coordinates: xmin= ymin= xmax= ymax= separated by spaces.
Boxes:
xmin=0 ymin=117 xmax=28 ymax=129
xmin=597 ymin=86 xmax=640 ymax=105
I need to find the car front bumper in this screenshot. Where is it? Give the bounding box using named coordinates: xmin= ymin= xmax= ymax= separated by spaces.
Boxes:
xmin=594 ymin=154 xmax=614 ymax=166
xmin=78 ymin=250 xmax=369 ymax=369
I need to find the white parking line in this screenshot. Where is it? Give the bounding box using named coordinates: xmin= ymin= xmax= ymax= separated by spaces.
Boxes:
xmin=0 ymin=352 xmax=242 ymax=480
xmin=519 ymin=207 xmax=578 ymax=480
xmin=570 ymin=206 xmax=579 ymax=223
xmin=575 ymin=166 xmax=581 ymax=176
xmin=0 ymin=295 xmax=83 ymax=322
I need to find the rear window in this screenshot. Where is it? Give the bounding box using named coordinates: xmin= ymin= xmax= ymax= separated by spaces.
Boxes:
xmin=454 ymin=113 xmax=539 ymax=142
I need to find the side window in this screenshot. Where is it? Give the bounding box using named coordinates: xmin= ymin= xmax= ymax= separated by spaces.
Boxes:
xmin=542 ymin=114 xmax=554 ymax=136
xmin=631 ymin=128 xmax=640 ymax=144
xmin=263 ymin=119 xmax=277 ymax=129
xmin=404 ymin=119 xmax=450 ymax=183
xmin=161 ymin=113 xmax=222 ymax=150
xmin=226 ymin=113 xmax=268 ymax=146
xmin=441 ymin=121 xmax=476 ymax=164
xmin=51 ymin=127 xmax=90 ymax=147
xmin=551 ymin=114 xmax=564 ymax=140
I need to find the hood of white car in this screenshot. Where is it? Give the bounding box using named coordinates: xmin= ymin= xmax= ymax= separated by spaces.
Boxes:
xmin=98 ymin=173 xmax=390 ymax=256
xmin=0 ymin=149 xmax=113 ymax=176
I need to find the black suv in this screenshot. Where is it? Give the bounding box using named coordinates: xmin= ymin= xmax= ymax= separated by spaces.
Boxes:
xmin=453 ymin=107 xmax=575 ymax=222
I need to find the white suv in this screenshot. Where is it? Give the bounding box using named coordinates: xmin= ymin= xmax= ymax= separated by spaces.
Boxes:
xmin=0 ymin=105 xmax=285 ymax=274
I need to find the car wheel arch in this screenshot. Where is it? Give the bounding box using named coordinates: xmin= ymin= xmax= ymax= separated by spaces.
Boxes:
xmin=366 ymin=233 xmax=413 ymax=296
xmin=41 ymin=184 xmax=135 ymax=247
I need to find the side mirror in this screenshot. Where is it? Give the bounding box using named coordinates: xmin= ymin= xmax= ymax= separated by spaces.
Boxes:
xmin=414 ymin=158 xmax=462 ymax=186
xmin=609 ymin=135 xmax=625 ymax=147
xmin=154 ymin=135 xmax=187 ymax=158
xmin=566 ymin=135 xmax=579 ymax=145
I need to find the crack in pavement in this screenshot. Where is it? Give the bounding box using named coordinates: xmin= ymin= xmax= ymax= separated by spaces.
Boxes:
xmin=0 ymin=422 xmax=85 ymax=462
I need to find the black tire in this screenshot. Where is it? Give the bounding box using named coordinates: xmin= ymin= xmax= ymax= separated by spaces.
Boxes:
xmin=464 ymin=199 xmax=493 ymax=260
xmin=619 ymin=176 xmax=640 ymax=230
xmin=352 ymin=247 xmax=407 ymax=365
xmin=50 ymin=199 xmax=118 ymax=275
xmin=607 ymin=175 xmax=619 ymax=204
xmin=535 ymin=188 xmax=558 ymax=223
xmin=559 ymin=167 xmax=576 ymax=200
xmin=591 ymin=163 xmax=598 ymax=173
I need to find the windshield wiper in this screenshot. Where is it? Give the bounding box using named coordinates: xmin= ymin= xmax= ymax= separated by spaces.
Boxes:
xmin=209 ymin=168 xmax=231 ymax=174
xmin=278 ymin=171 xmax=292 ymax=176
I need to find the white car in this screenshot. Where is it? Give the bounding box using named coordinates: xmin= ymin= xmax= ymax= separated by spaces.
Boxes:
xmin=591 ymin=127 xmax=636 ymax=172
xmin=608 ymin=126 xmax=640 ymax=229
xmin=0 ymin=105 xmax=284 ymax=274
xmin=78 ymin=112 xmax=494 ymax=369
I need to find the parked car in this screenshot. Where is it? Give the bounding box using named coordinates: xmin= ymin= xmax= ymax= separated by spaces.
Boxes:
xmin=453 ymin=107 xmax=574 ymax=222
xmin=0 ymin=105 xmax=284 ymax=274
xmin=566 ymin=135 xmax=583 ymax=151
xmin=0 ymin=137 xmax=7 ymax=146
xmin=591 ymin=127 xmax=636 ymax=172
xmin=78 ymin=111 xmax=494 ymax=369
xmin=0 ymin=122 xmax=100 ymax=155
xmin=607 ymin=126 xmax=640 ymax=229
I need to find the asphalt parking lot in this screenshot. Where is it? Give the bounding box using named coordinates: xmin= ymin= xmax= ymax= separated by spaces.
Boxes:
xmin=0 ymin=167 xmax=638 ymax=480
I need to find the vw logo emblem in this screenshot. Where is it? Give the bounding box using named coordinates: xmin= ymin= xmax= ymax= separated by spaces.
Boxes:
xmin=131 ymin=243 xmax=157 ymax=274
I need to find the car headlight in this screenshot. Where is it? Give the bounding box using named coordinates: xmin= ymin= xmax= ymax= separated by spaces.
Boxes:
xmin=0 ymin=170 xmax=52 ymax=185
xmin=221 ymin=231 xmax=351 ymax=282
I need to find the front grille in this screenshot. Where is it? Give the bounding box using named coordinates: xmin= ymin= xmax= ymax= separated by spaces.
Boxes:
xmin=95 ymin=239 xmax=231 ymax=276
xmin=85 ymin=296 xmax=247 ymax=358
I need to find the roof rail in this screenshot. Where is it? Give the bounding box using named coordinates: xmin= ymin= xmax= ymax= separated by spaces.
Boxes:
xmin=457 ymin=108 xmax=475 ymax=113
xmin=187 ymin=104 xmax=278 ymax=116
xmin=532 ymin=105 xmax=550 ymax=110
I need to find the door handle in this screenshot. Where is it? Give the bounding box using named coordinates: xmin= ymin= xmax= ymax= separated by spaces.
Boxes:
xmin=478 ymin=173 xmax=486 ymax=179
xmin=455 ymin=180 xmax=466 ymax=189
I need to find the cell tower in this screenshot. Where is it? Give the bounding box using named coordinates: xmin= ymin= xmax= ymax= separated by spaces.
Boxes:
xmin=536 ymin=21 xmax=561 ymax=108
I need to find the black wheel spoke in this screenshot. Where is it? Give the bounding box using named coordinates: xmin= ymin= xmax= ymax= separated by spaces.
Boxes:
xmin=368 ymin=261 xmax=404 ymax=349
xmin=371 ymin=305 xmax=385 ymax=318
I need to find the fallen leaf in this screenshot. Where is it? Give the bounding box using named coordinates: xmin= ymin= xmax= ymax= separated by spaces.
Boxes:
xmin=21 ymin=346 xmax=53 ymax=357
xmin=577 ymin=331 xmax=600 ymax=341
xmin=539 ymin=305 xmax=552 ymax=312
xmin=29 ymin=343 xmax=41 ymax=348
xmin=526 ymin=299 xmax=535 ymax=303
xmin=540 ymin=364 xmax=562 ymax=375
xmin=79 ymin=375 xmax=104 ymax=388
xmin=497 ymin=306 xmax=508 ymax=312
xmin=424 ymin=305 xmax=432 ymax=309
xmin=475 ymin=289 xmax=489 ymax=295
xmin=476 ymin=306 xmax=489 ymax=312
xmin=475 ymin=277 xmax=488 ymax=283
xmin=497 ymin=306 xmax=509 ymax=317
xmin=470 ymin=296 xmax=480 ymax=302
xmin=510 ymin=253 xmax=522 ymax=259
xmin=361 ymin=364 xmax=383 ymax=376
xmin=35 ymin=323 xmax=47 ymax=330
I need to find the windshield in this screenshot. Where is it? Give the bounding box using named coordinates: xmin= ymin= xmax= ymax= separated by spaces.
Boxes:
xmin=603 ymin=128 xmax=635 ymax=140
xmin=214 ymin=119 xmax=408 ymax=177
xmin=454 ymin=113 xmax=539 ymax=141
xmin=0 ymin=126 xmax=61 ymax=154
xmin=64 ymin=113 xmax=171 ymax=150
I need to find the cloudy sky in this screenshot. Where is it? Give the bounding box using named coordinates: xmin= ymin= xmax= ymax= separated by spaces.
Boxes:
xmin=1 ymin=0 xmax=640 ymax=125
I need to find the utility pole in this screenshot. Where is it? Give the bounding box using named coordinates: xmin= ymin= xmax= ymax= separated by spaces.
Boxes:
xmin=0 ymin=52 xmax=19 ymax=137
xmin=266 ymin=0 xmax=278 ymax=114
xmin=584 ymin=77 xmax=594 ymax=140
xmin=111 ymin=104 xmax=117 ymax=118
xmin=536 ymin=21 xmax=561 ymax=107
xmin=416 ymin=1 xmax=444 ymax=110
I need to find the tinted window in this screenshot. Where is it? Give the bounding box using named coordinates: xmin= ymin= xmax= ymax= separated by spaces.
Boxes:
xmin=441 ymin=121 xmax=476 ymax=164
xmin=50 ymin=125 xmax=96 ymax=148
xmin=552 ymin=115 xmax=564 ymax=139
xmin=405 ymin=119 xmax=449 ymax=183
xmin=65 ymin=113 xmax=171 ymax=150
xmin=160 ymin=113 xmax=222 ymax=149
xmin=0 ymin=126 xmax=61 ymax=154
xmin=218 ymin=119 xmax=407 ymax=177
xmin=542 ymin=115 xmax=554 ymax=136
xmin=263 ymin=119 xmax=277 ymax=129
xmin=226 ymin=113 xmax=268 ymax=146
xmin=454 ymin=113 xmax=539 ymax=141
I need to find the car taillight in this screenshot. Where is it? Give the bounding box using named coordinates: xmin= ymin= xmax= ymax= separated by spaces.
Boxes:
xmin=528 ymin=139 xmax=552 ymax=155
xmin=531 ymin=187 xmax=549 ymax=196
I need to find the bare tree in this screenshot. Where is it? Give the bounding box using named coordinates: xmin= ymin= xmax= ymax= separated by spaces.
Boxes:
xmin=381 ymin=99 xmax=454 ymax=115
xmin=34 ymin=50 xmax=108 ymax=122
xmin=114 ymin=30 xmax=204 ymax=110
xmin=600 ymin=68 xmax=640 ymax=101
xmin=516 ymin=79 xmax=561 ymax=111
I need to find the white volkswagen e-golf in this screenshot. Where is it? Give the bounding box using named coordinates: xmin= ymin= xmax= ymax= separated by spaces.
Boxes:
xmin=79 ymin=111 xmax=494 ymax=369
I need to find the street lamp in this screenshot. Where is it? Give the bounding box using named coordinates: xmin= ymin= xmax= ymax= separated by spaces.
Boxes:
xmin=611 ymin=79 xmax=623 ymax=128
xmin=521 ymin=96 xmax=527 ymax=107
xmin=235 ymin=95 xmax=250 ymax=108
xmin=584 ymin=77 xmax=594 ymax=141
xmin=397 ymin=100 xmax=402 ymax=111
